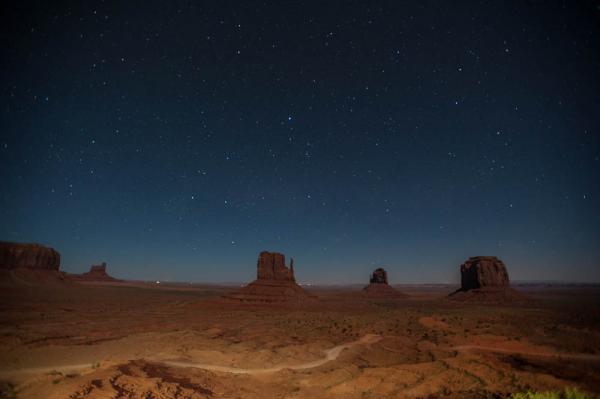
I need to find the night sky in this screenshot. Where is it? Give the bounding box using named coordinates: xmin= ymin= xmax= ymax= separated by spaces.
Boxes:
xmin=1 ymin=2 xmax=599 ymax=284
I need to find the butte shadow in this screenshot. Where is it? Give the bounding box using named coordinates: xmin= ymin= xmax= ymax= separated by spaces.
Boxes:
xmin=448 ymin=256 xmax=528 ymax=303
xmin=362 ymin=267 xmax=408 ymax=299
xmin=222 ymin=251 xmax=317 ymax=303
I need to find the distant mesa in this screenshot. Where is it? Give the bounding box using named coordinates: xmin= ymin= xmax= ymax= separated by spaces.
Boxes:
xmin=0 ymin=241 xmax=65 ymax=283
xmin=362 ymin=267 xmax=407 ymax=298
xmin=448 ymin=256 xmax=527 ymax=302
xmin=70 ymin=262 xmax=119 ymax=282
xmin=223 ymin=251 xmax=316 ymax=303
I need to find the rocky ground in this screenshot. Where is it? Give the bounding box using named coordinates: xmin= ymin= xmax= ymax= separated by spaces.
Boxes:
xmin=0 ymin=280 xmax=599 ymax=398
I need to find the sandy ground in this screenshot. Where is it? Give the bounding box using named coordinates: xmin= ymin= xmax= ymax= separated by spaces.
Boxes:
xmin=0 ymin=280 xmax=599 ymax=398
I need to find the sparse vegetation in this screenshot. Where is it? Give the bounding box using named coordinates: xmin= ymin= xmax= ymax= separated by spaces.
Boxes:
xmin=2 ymin=283 xmax=599 ymax=398
xmin=0 ymin=381 xmax=16 ymax=399
xmin=511 ymin=387 xmax=592 ymax=399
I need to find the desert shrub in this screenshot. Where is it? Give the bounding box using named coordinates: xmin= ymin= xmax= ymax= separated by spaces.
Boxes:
xmin=563 ymin=388 xmax=595 ymax=399
xmin=0 ymin=381 xmax=16 ymax=399
xmin=511 ymin=387 xmax=591 ymax=399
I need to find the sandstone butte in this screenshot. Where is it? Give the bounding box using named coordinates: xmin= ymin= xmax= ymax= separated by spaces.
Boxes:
xmin=70 ymin=262 xmax=119 ymax=282
xmin=362 ymin=267 xmax=407 ymax=298
xmin=0 ymin=241 xmax=65 ymax=283
xmin=0 ymin=241 xmax=60 ymax=270
xmin=448 ymin=256 xmax=528 ymax=302
xmin=223 ymin=251 xmax=316 ymax=303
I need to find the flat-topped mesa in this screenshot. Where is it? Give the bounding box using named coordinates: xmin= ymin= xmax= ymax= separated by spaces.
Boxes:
xmin=0 ymin=241 xmax=60 ymax=270
xmin=0 ymin=241 xmax=65 ymax=284
xmin=257 ymin=251 xmax=295 ymax=281
xmin=449 ymin=256 xmax=527 ymax=303
xmin=460 ymin=256 xmax=509 ymax=290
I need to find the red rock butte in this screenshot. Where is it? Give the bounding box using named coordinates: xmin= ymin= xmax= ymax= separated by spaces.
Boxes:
xmin=0 ymin=241 xmax=65 ymax=283
xmin=0 ymin=241 xmax=60 ymax=270
xmin=69 ymin=262 xmax=119 ymax=282
xmin=362 ymin=267 xmax=407 ymax=298
xmin=449 ymin=256 xmax=527 ymax=302
xmin=223 ymin=251 xmax=316 ymax=303
xmin=257 ymin=251 xmax=295 ymax=281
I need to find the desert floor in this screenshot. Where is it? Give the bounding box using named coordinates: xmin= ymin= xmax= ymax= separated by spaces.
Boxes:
xmin=0 ymin=280 xmax=599 ymax=398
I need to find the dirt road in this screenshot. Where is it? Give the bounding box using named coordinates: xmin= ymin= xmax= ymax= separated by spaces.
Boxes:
xmin=162 ymin=333 xmax=383 ymax=374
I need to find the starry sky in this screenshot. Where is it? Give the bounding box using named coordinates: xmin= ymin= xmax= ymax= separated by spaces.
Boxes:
xmin=1 ymin=1 xmax=599 ymax=284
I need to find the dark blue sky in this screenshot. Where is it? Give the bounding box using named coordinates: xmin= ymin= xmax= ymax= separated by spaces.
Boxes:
xmin=1 ymin=1 xmax=599 ymax=283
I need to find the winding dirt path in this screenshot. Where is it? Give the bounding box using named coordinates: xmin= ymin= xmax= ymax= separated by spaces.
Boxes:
xmin=162 ymin=333 xmax=383 ymax=374
xmin=0 ymin=334 xmax=383 ymax=378
xmin=3 ymin=335 xmax=598 ymax=380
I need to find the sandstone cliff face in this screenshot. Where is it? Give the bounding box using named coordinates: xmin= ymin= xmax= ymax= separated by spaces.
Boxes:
xmin=369 ymin=268 xmax=388 ymax=284
xmin=449 ymin=256 xmax=527 ymax=303
xmin=0 ymin=242 xmax=60 ymax=270
xmin=257 ymin=251 xmax=295 ymax=281
xmin=460 ymin=256 xmax=509 ymax=290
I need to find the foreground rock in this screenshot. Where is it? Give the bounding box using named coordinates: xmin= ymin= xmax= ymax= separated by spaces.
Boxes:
xmin=69 ymin=262 xmax=119 ymax=282
xmin=223 ymin=251 xmax=316 ymax=303
xmin=0 ymin=241 xmax=65 ymax=283
xmin=448 ymin=256 xmax=527 ymax=302
xmin=362 ymin=267 xmax=407 ymax=298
